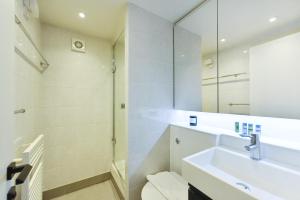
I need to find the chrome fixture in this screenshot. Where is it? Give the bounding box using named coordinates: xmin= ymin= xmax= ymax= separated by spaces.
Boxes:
xmin=228 ymin=103 xmax=250 ymax=107
xmin=236 ymin=182 xmax=251 ymax=191
xmin=14 ymin=109 xmax=26 ymax=114
xmin=244 ymin=133 xmax=261 ymax=160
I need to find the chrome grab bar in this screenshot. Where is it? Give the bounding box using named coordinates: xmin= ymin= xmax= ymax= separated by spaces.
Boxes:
xmin=15 ymin=15 xmax=49 ymax=72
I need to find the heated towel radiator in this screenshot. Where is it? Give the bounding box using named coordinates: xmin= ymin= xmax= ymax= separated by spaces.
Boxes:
xmin=21 ymin=135 xmax=44 ymax=200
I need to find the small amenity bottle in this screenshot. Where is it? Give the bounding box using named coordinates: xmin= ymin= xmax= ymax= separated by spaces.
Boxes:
xmin=248 ymin=124 xmax=253 ymax=136
xmin=235 ymin=122 xmax=240 ymax=133
xmin=240 ymin=123 xmax=248 ymax=137
xmin=255 ymin=125 xmax=261 ymax=135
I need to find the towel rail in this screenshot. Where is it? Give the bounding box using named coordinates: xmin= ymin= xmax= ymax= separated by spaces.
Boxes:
xmin=15 ymin=15 xmax=49 ymax=72
xmin=228 ymin=103 xmax=250 ymax=106
xmin=203 ymin=72 xmax=248 ymax=81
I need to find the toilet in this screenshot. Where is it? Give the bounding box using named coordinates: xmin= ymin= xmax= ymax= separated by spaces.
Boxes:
xmin=141 ymin=129 xmax=211 ymax=199
xmin=141 ymin=171 xmax=188 ymax=200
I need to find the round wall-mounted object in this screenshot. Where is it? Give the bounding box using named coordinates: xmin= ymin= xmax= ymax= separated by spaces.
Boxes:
xmin=72 ymin=38 xmax=86 ymax=53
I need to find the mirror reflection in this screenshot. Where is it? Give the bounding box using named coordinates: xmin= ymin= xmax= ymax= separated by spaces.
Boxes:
xmin=175 ymin=0 xmax=300 ymax=119
xmin=175 ymin=0 xmax=218 ymax=112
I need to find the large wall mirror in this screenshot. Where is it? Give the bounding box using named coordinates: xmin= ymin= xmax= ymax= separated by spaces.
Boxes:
xmin=174 ymin=0 xmax=300 ymax=119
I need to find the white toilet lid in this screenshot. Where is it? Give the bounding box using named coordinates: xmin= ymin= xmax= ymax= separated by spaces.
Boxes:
xmin=141 ymin=182 xmax=166 ymax=200
xmin=141 ymin=172 xmax=188 ymax=200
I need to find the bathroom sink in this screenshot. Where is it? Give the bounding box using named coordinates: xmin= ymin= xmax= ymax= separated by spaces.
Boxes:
xmin=182 ymin=147 xmax=300 ymax=200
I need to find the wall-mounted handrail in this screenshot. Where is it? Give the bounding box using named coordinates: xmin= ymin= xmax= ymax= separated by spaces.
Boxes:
xmin=219 ymin=72 xmax=248 ymax=79
xmin=228 ymin=103 xmax=250 ymax=106
xmin=15 ymin=15 xmax=49 ymax=72
xmin=202 ymin=77 xmax=249 ymax=86
xmin=15 ymin=47 xmax=44 ymax=73
xmin=202 ymin=72 xmax=248 ymax=81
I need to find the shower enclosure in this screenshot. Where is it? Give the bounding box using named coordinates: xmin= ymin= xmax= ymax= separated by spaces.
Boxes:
xmin=112 ymin=32 xmax=126 ymax=181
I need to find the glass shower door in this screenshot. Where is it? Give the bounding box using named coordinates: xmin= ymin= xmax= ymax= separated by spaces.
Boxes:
xmin=113 ymin=32 xmax=126 ymax=180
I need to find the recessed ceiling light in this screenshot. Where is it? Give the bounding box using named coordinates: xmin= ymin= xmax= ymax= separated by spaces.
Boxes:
xmin=78 ymin=12 xmax=86 ymax=19
xmin=181 ymin=54 xmax=185 ymax=57
xmin=220 ymin=38 xmax=226 ymax=43
xmin=243 ymin=50 xmax=248 ymax=54
xmin=269 ymin=17 xmax=277 ymax=23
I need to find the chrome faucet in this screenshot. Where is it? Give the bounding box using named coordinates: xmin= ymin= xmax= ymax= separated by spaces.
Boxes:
xmin=244 ymin=133 xmax=261 ymax=160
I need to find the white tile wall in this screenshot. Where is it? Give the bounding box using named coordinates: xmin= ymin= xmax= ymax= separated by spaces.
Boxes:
xmin=41 ymin=24 xmax=113 ymax=190
xmin=127 ymin=4 xmax=173 ymax=199
xmin=14 ymin=0 xmax=43 ymax=158
xmin=14 ymin=54 xmax=43 ymax=156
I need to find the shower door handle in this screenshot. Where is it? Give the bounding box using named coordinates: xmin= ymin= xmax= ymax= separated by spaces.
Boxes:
xmin=7 ymin=162 xmax=32 ymax=184
xmin=112 ymin=138 xmax=117 ymax=145
xmin=7 ymin=162 xmax=32 ymax=200
xmin=7 ymin=186 xmax=16 ymax=200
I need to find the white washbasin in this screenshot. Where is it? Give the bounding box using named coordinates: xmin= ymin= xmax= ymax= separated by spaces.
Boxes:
xmin=182 ymin=147 xmax=300 ymax=200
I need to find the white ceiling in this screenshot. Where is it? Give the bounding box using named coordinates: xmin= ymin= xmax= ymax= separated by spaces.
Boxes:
xmin=38 ymin=0 xmax=205 ymax=42
xmin=38 ymin=0 xmax=300 ymax=50
xmin=38 ymin=0 xmax=127 ymax=42
xmin=128 ymin=0 xmax=205 ymax=22
xmin=178 ymin=0 xmax=300 ymax=55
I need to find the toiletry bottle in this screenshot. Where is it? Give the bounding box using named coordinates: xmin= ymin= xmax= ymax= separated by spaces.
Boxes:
xmin=241 ymin=123 xmax=248 ymax=136
xmin=248 ymin=124 xmax=253 ymax=136
xmin=255 ymin=125 xmax=261 ymax=135
xmin=235 ymin=122 xmax=240 ymax=133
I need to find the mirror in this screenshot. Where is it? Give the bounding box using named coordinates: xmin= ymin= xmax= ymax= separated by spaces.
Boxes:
xmin=174 ymin=0 xmax=218 ymax=112
xmin=174 ymin=0 xmax=300 ymax=119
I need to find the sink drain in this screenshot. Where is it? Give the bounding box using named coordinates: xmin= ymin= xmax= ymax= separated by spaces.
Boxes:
xmin=236 ymin=182 xmax=251 ymax=191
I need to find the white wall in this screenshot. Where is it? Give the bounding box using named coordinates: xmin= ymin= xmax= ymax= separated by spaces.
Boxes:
xmin=127 ymin=4 xmax=173 ymax=199
xmin=202 ymin=54 xmax=218 ymax=113
xmin=14 ymin=0 xmax=43 ymax=158
xmin=201 ymin=54 xmax=218 ymax=113
xmin=172 ymin=110 xmax=300 ymax=145
xmin=250 ymin=31 xmax=300 ymax=119
xmin=41 ymin=24 xmax=113 ymax=190
xmin=0 ymin=0 xmax=14 ymax=199
xmin=174 ymin=26 xmax=202 ymax=111
xmin=170 ymin=126 xmax=217 ymax=174
xmin=14 ymin=49 xmax=43 ymax=156
xmin=15 ymin=0 xmax=41 ymax=48
xmin=203 ymin=46 xmax=250 ymax=115
xmin=218 ymin=47 xmax=249 ymax=115
xmin=202 ymin=31 xmax=300 ymax=118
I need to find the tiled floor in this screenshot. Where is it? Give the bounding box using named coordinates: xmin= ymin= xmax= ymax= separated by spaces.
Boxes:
xmin=52 ymin=181 xmax=120 ymax=200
